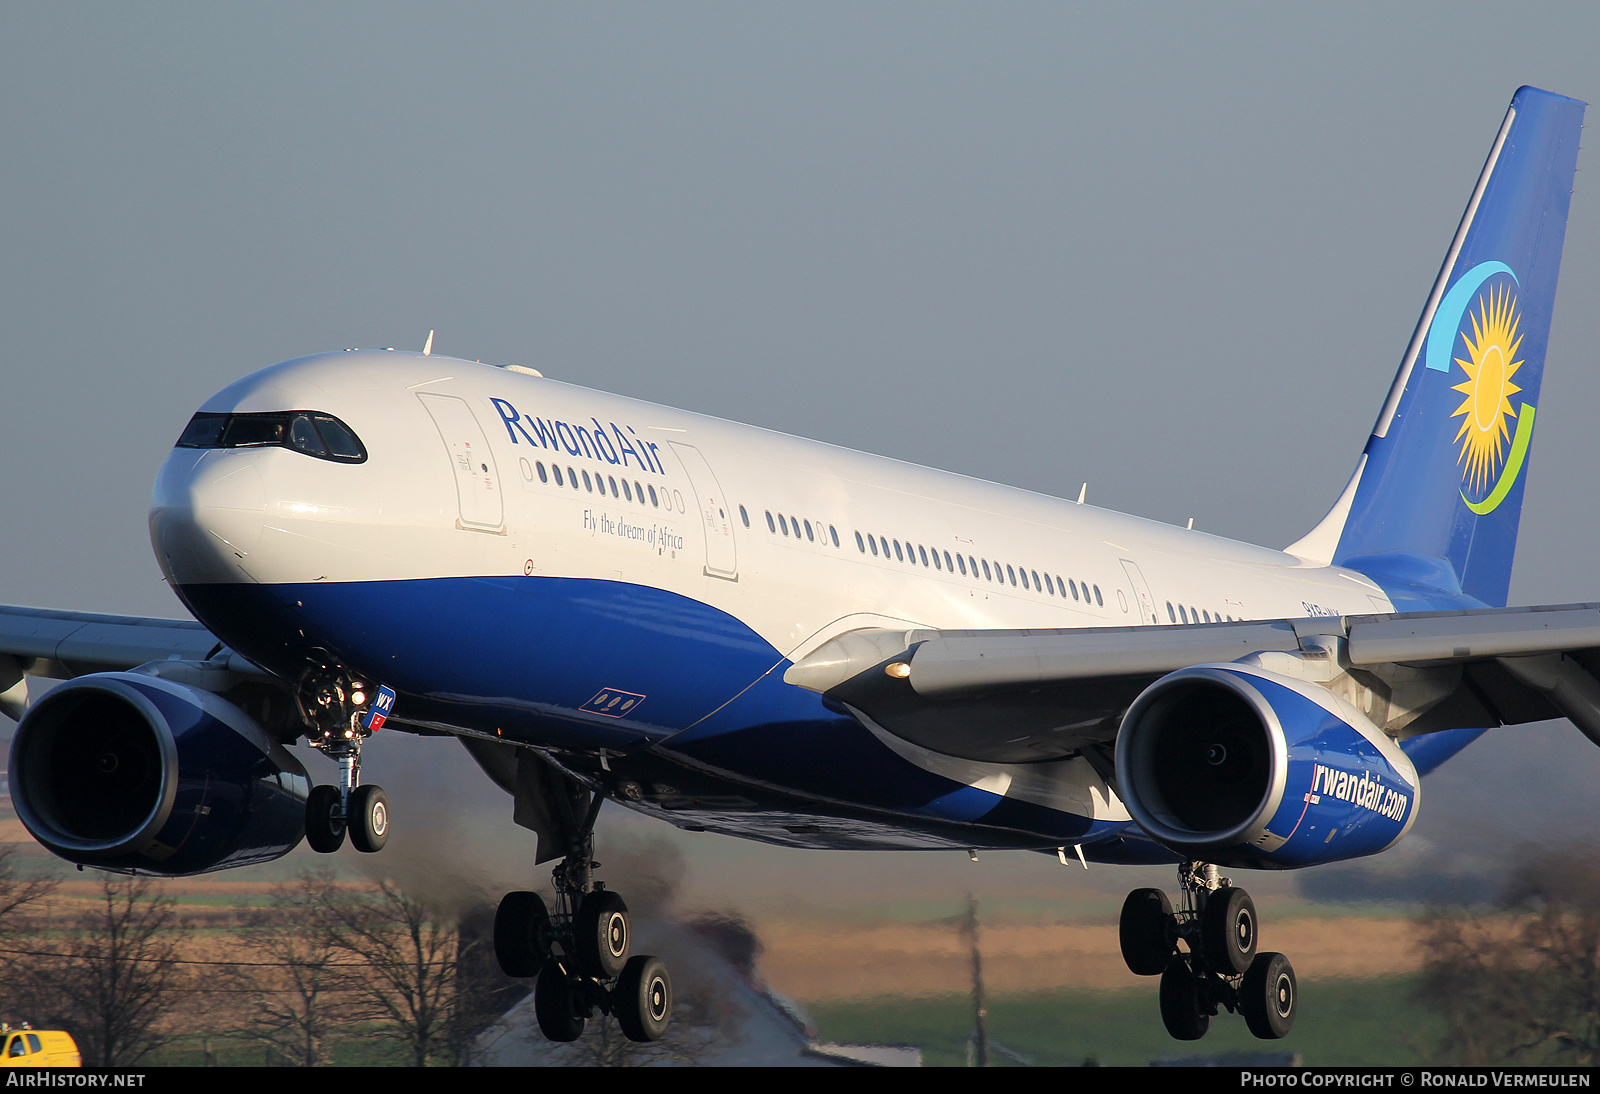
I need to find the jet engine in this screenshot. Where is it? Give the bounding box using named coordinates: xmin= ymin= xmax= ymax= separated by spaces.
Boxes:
xmin=1114 ymin=664 xmax=1419 ymax=869
xmin=9 ymin=672 xmax=309 ymax=875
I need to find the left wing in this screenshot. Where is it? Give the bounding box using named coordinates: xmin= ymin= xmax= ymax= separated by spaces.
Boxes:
xmin=0 ymin=605 xmax=223 ymax=719
xmin=785 ymin=604 xmax=1600 ymax=762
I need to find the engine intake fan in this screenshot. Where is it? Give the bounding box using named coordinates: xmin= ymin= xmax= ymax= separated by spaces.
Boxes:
xmin=1114 ymin=664 xmax=1419 ymax=869
xmin=9 ymin=672 xmax=309 ymax=875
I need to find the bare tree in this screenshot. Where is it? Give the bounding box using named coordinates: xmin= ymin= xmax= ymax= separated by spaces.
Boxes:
xmin=316 ymin=878 xmax=463 ymax=1067
xmin=1416 ymin=846 xmax=1600 ymax=1065
xmin=25 ymin=875 xmax=188 ymax=1066
xmin=0 ymin=844 xmax=56 ymax=934
xmin=0 ymin=845 xmax=59 ymax=1026
xmin=223 ymin=872 xmax=355 ymax=1067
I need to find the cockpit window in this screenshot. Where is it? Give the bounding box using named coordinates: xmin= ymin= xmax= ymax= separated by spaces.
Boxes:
xmin=176 ymin=411 xmax=367 ymax=463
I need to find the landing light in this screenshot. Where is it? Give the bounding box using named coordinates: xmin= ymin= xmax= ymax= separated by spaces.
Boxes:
xmin=885 ymin=662 xmax=911 ymax=679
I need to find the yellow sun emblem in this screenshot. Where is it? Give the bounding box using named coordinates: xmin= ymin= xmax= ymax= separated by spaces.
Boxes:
xmin=1451 ymin=284 xmax=1524 ymax=496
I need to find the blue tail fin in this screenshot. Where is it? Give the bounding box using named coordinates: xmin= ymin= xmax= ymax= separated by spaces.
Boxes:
xmin=1291 ymin=87 xmax=1584 ymax=608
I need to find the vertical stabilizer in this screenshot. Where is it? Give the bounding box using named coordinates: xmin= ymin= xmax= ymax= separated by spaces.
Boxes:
xmin=1288 ymin=87 xmax=1584 ymax=609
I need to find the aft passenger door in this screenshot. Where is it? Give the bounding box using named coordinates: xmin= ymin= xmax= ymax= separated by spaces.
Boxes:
xmin=1121 ymin=560 xmax=1160 ymax=625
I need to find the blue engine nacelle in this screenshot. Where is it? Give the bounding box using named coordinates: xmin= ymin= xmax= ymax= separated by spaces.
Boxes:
xmin=8 ymin=672 xmax=309 ymax=875
xmin=1114 ymin=664 xmax=1419 ymax=869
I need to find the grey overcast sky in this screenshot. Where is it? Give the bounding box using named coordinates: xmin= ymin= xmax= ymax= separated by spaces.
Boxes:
xmin=3 ymin=4 xmax=1599 ymax=891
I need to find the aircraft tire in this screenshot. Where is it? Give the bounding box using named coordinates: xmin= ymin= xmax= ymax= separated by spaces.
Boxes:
xmin=614 ymin=954 xmax=672 ymax=1043
xmin=493 ymin=891 xmax=551 ymax=978
xmin=575 ymin=889 xmax=630 ymax=979
xmin=534 ymin=960 xmax=587 ymax=1043
xmin=1201 ymin=885 xmax=1257 ymax=975
xmin=1119 ymin=887 xmax=1173 ymax=975
xmin=1158 ymin=957 xmax=1210 ymax=1041
xmin=1241 ymin=951 xmax=1297 ymax=1039
xmin=348 ymin=784 xmax=389 ymax=853
xmin=304 ymin=784 xmax=345 ymax=854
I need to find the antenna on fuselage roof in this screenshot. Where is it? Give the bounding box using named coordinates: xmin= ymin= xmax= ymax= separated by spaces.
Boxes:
xmin=422 ymin=330 xmax=435 ymax=356
xmin=1076 ymin=483 xmax=1087 ymax=505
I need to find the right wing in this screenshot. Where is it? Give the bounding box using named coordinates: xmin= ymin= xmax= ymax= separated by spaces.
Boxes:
xmin=785 ymin=604 xmax=1600 ymax=763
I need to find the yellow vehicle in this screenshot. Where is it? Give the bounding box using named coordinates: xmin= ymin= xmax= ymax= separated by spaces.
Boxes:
xmin=0 ymin=1028 xmax=81 ymax=1067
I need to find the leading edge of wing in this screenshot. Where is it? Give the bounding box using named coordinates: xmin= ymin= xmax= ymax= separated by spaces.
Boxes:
xmin=787 ymin=603 xmax=1600 ymax=700
xmin=0 ymin=603 xmax=220 ymax=678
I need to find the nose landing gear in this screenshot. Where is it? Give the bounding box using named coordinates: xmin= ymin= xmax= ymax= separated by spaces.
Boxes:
xmin=300 ymin=674 xmax=392 ymax=855
xmin=1120 ymin=862 xmax=1297 ymax=1041
xmin=492 ymin=791 xmax=674 ymax=1044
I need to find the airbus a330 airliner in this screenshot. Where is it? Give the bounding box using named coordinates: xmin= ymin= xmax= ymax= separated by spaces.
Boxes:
xmin=2 ymin=86 xmax=1591 ymax=1043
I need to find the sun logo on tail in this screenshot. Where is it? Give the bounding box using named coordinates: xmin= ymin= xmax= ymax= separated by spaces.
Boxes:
xmin=1451 ymin=284 xmax=1524 ymax=497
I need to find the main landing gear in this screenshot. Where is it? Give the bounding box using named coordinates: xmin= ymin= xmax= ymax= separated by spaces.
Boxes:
xmin=299 ymin=673 xmax=390 ymax=855
xmin=492 ymin=793 xmax=673 ymax=1044
xmin=1119 ymin=863 xmax=1297 ymax=1041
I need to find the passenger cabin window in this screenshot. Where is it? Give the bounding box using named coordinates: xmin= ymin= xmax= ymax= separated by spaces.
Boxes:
xmin=740 ymin=505 xmax=750 ymax=527
xmin=830 ymin=526 xmax=840 ymax=548
xmin=536 ymin=462 xmax=548 ymax=483
xmin=177 ymin=411 xmax=368 ymax=464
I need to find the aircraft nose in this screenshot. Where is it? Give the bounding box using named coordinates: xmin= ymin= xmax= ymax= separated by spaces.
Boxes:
xmin=149 ymin=449 xmax=267 ymax=584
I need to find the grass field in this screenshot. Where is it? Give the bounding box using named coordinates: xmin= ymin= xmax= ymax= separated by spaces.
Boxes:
xmin=808 ymin=977 xmax=1439 ymax=1067
xmin=147 ymin=1031 xmax=411 ymax=1067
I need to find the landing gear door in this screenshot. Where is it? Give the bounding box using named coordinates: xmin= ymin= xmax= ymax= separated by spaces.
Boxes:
xmin=418 ymin=393 xmax=505 ymax=533
xmin=1121 ymin=559 xmax=1159 ymax=625
xmin=668 ymin=442 xmax=738 ymax=580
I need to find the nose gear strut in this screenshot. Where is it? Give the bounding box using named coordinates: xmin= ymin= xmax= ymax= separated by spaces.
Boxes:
xmin=299 ymin=672 xmax=393 ymax=855
xmin=492 ymin=762 xmax=673 ymax=1044
xmin=1118 ymin=861 xmax=1297 ymax=1041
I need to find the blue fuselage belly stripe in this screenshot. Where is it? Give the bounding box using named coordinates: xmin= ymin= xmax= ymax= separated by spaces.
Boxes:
xmin=176 ymin=575 xmax=1115 ymax=844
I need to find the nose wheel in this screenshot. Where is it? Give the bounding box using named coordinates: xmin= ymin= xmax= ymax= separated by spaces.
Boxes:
xmin=300 ymin=677 xmax=393 ymax=855
xmin=1119 ymin=863 xmax=1296 ymax=1041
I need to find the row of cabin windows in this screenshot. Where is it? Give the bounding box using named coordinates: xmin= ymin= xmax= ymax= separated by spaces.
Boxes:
xmin=724 ymin=498 xmax=1241 ymax=625
xmin=747 ymin=506 xmax=842 ymax=548
xmin=533 ymin=461 xmax=662 ymax=509
xmin=1168 ymin=601 xmax=1238 ymax=624
xmin=527 ymin=467 xmax=1234 ymax=622
xmin=852 ymin=529 xmax=1103 ymax=607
